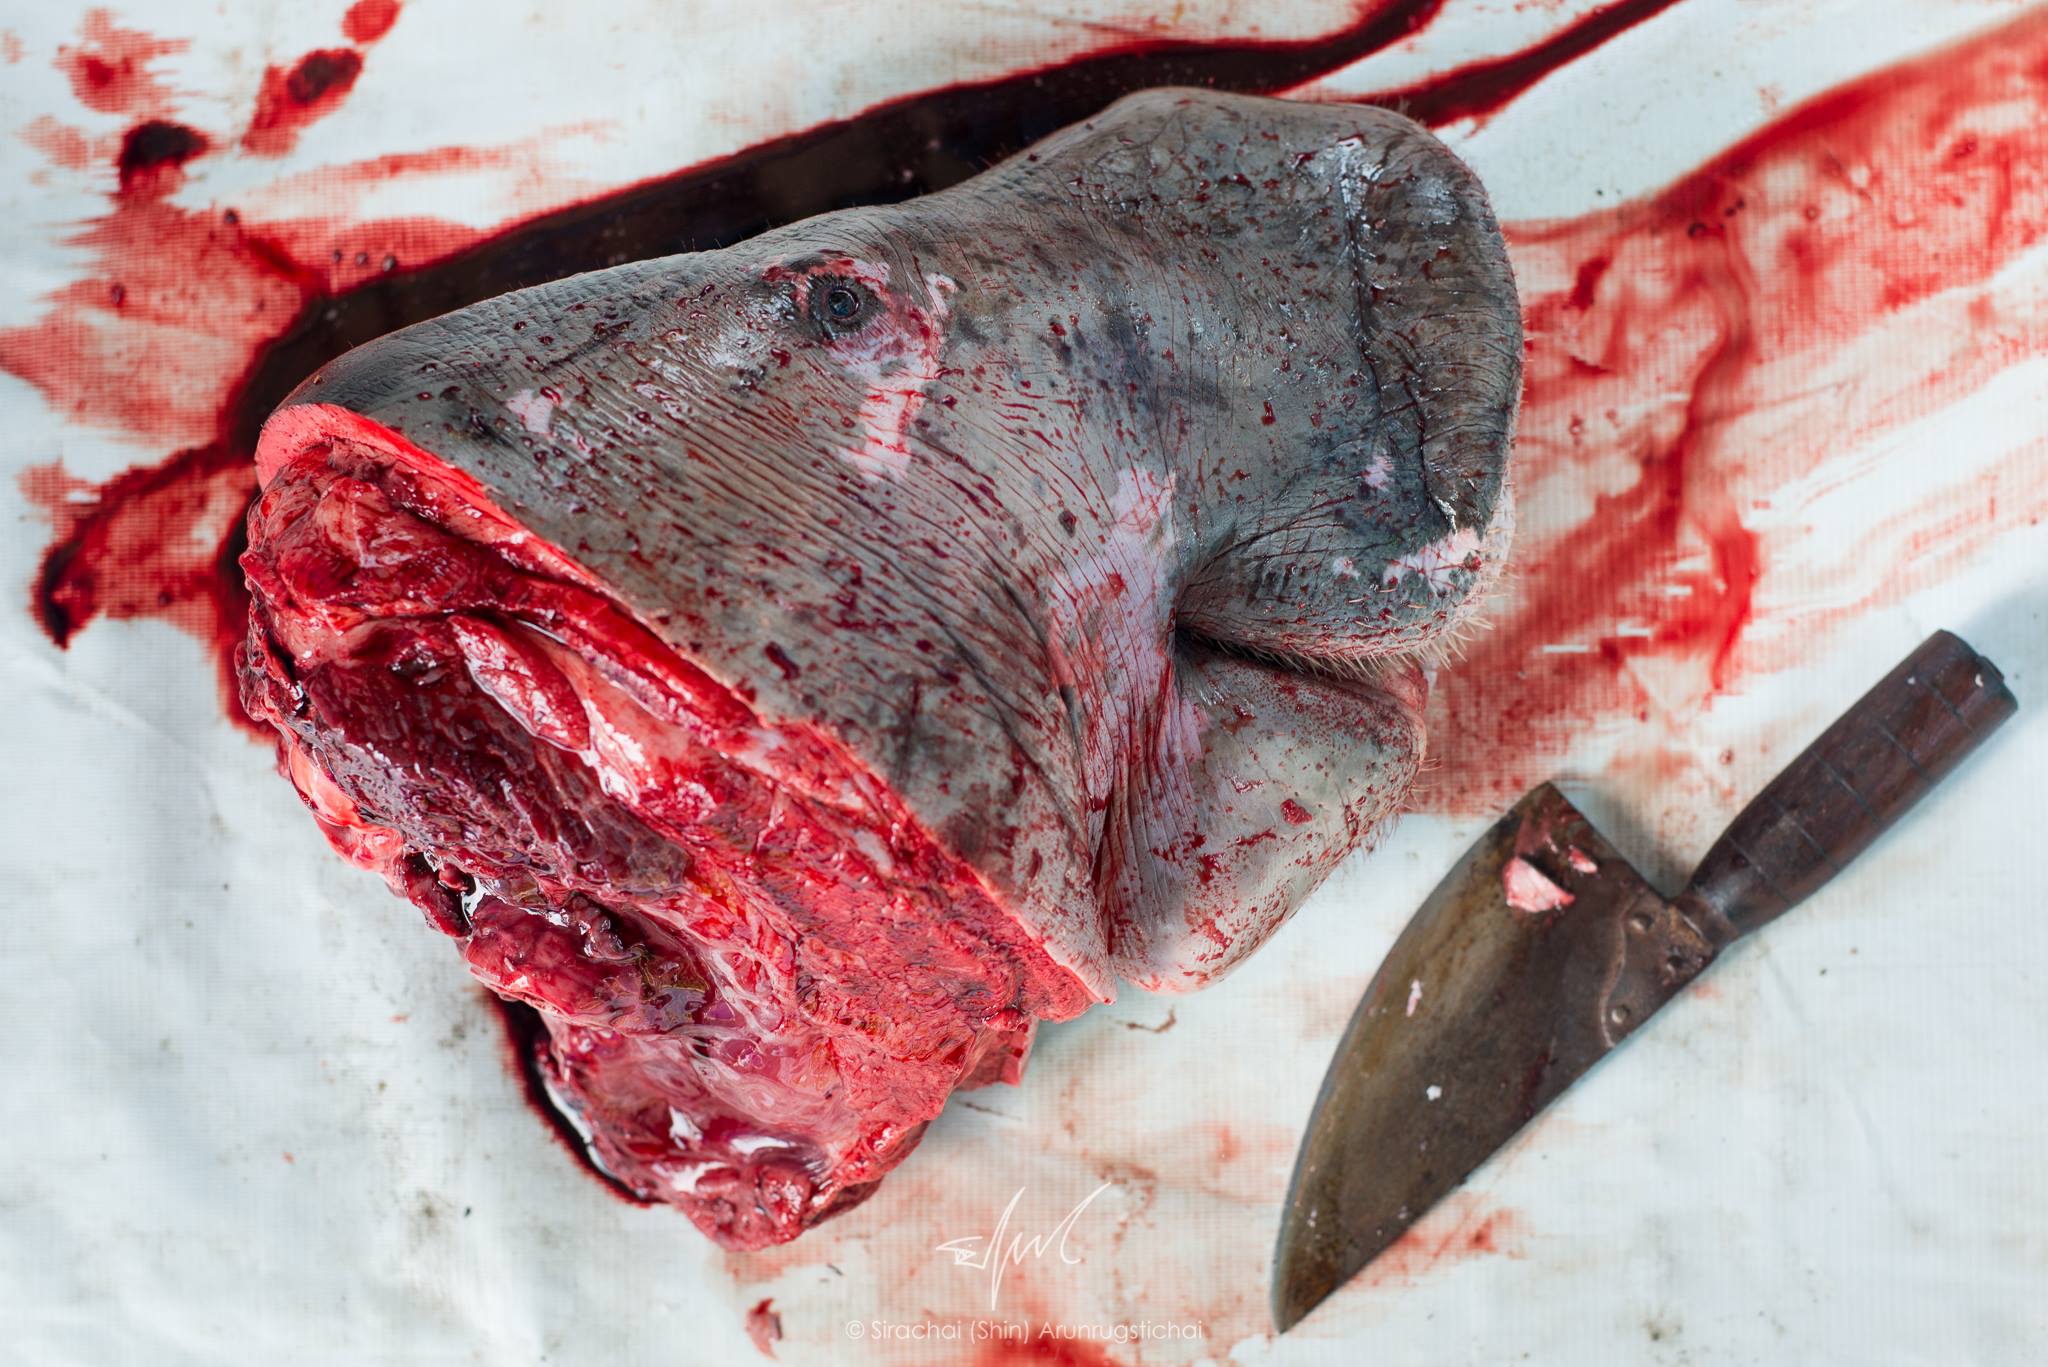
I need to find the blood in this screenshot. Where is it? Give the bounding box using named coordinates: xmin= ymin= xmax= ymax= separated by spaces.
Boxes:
xmin=18 ymin=117 xmax=101 ymax=173
xmin=56 ymin=9 xmax=187 ymax=117
xmin=974 ymin=1339 xmax=1130 ymax=1367
xmin=1348 ymin=0 xmax=1689 ymax=129
xmin=342 ymin=0 xmax=401 ymax=45
xmin=1362 ymin=1192 xmax=1526 ymax=1287
xmin=1424 ymin=8 xmax=2048 ymax=814
xmin=21 ymin=442 xmax=254 ymax=714
xmin=743 ymin=1297 xmax=782 ymax=1358
xmin=1 ymin=191 xmax=475 ymax=722
xmin=486 ymin=994 xmax=657 ymax=1208
xmin=115 ymin=119 xmax=207 ymax=192
xmin=243 ymin=48 xmax=365 ymax=156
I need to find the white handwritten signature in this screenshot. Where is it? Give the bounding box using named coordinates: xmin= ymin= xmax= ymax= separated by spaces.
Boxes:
xmin=932 ymin=1183 xmax=1113 ymax=1309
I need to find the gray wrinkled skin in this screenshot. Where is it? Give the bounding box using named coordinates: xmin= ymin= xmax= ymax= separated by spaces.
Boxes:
xmin=268 ymin=88 xmax=1521 ymax=997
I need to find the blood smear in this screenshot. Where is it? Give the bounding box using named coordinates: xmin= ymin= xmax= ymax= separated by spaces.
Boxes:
xmin=55 ymin=10 xmax=187 ymax=118
xmin=1423 ymin=9 xmax=2048 ymax=813
xmin=743 ymin=1296 xmax=782 ymax=1358
xmin=342 ymin=0 xmax=402 ymax=45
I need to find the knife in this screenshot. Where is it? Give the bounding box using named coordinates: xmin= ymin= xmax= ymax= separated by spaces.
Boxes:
xmin=1272 ymin=629 xmax=2018 ymax=1331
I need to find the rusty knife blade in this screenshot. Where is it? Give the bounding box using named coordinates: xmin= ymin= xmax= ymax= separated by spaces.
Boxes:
xmin=1271 ymin=782 xmax=1718 ymax=1331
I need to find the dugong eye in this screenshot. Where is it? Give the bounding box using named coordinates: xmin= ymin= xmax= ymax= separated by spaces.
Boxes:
xmin=809 ymin=277 xmax=874 ymax=337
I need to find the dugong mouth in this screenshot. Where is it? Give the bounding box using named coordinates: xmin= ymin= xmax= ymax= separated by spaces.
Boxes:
xmin=236 ymin=85 xmax=1521 ymax=1247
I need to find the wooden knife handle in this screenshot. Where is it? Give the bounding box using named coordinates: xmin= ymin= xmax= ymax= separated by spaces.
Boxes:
xmin=1679 ymin=630 xmax=2016 ymax=942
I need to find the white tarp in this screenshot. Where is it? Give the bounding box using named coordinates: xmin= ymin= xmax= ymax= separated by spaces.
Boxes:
xmin=2 ymin=2 xmax=2043 ymax=1363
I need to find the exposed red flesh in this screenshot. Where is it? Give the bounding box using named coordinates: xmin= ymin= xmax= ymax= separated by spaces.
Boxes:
xmin=237 ymin=415 xmax=1092 ymax=1248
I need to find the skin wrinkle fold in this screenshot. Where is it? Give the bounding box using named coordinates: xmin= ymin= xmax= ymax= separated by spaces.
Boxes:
xmin=237 ymin=88 xmax=1520 ymax=1247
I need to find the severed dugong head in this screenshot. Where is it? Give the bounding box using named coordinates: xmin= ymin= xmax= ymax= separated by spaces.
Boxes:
xmin=239 ymin=88 xmax=1521 ymax=1245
